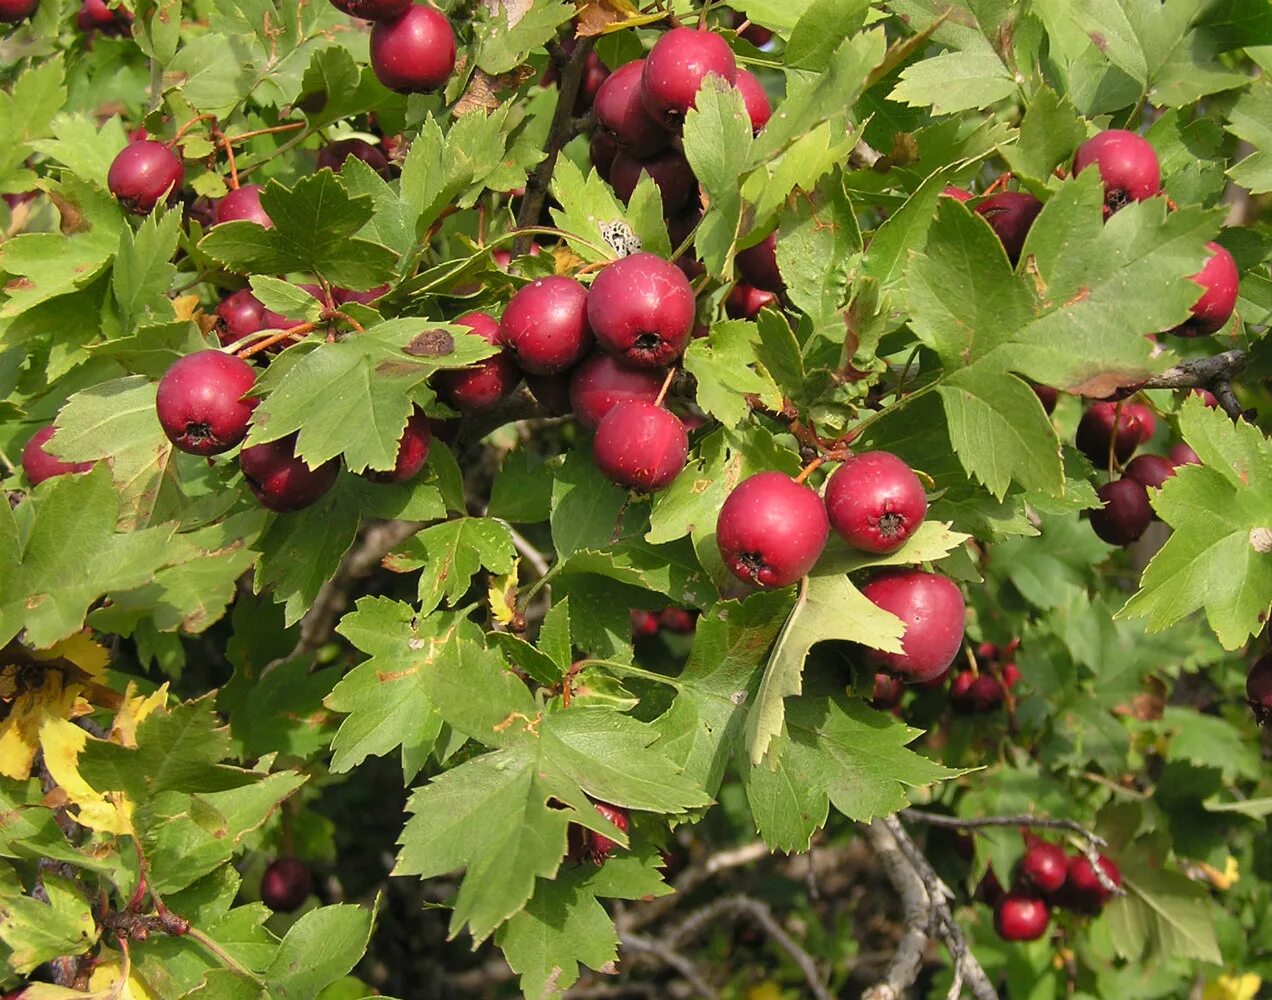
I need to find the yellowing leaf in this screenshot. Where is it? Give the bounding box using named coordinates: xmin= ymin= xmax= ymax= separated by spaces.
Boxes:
xmin=33 ymin=631 xmax=110 ymax=680
xmin=1198 ymin=856 xmax=1240 ymax=891
xmin=488 ymin=562 xmax=520 ymax=628
xmin=111 ymin=682 xmax=169 ymax=747
xmin=39 ymin=717 xmax=133 ymax=835
xmin=0 ymin=668 xmax=89 ymax=780
xmin=1203 ymin=973 xmax=1261 ymax=1000
xmin=88 ymin=949 xmax=159 ymax=999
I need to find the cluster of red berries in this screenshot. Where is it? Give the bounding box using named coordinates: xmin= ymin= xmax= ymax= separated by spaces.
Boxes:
xmin=631 ymin=607 xmax=698 ymax=639
xmin=985 ymin=839 xmax=1123 ymax=942
xmin=1 ymin=0 xmax=130 ymax=31
xmin=871 ymin=640 xmax=1020 ymax=714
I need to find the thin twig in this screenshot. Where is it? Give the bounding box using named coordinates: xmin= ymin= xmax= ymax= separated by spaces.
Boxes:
xmin=862 ymin=819 xmax=930 ymax=1000
xmin=619 ymin=931 xmax=716 ymax=999
xmin=1141 ymin=349 xmax=1246 ymax=390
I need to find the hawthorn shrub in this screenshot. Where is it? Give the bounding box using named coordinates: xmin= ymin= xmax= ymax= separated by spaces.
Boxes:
xmin=1 ymin=1 xmax=1271 ymax=998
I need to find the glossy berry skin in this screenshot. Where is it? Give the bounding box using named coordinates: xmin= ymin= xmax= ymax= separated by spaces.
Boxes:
xmin=1065 ymin=854 xmax=1121 ymax=908
xmin=335 ymin=284 xmax=389 ymax=306
xmin=716 ymin=472 xmax=830 ymax=589
xmin=994 ymin=893 xmax=1050 ymax=942
xmin=861 ymin=570 xmax=966 ymax=683
xmin=582 ymin=802 xmax=629 ymax=864
xmin=156 ymin=351 xmax=258 ymax=456
xmin=499 ymin=276 xmax=593 ymax=375
xmin=1246 ymin=654 xmax=1272 ymax=726
xmin=593 ymin=401 xmax=688 ymax=492
xmin=1073 ymin=130 xmax=1161 ymax=213
xmin=590 ymin=129 xmax=619 ymax=180
xmin=260 ymin=858 xmax=312 ymax=913
xmin=641 ymin=28 xmax=738 ymax=128
xmin=1075 ymin=401 xmax=1150 ymax=467
xmin=725 ymin=284 xmax=777 ymax=319
xmin=736 ymin=231 xmax=783 ymax=293
xmin=1018 ymin=842 xmax=1068 ymax=895
xmin=950 ymin=671 xmax=1004 ymax=713
xmin=1169 ymin=441 xmax=1201 ymax=467
xmin=213 ymin=184 xmax=272 ymax=228
xmin=974 ymin=192 xmax=1043 ymax=265
xmin=317 ymin=138 xmax=390 ymax=176
xmin=609 ymin=150 xmax=696 ymax=213
xmin=366 ymin=409 xmax=430 ymax=483
xmin=1175 ymin=241 xmax=1239 ymax=337
xmin=77 ymin=0 xmax=130 ymax=32
xmin=108 ymin=141 xmax=184 ymax=214
xmin=593 ymin=60 xmax=671 ymax=159
xmin=1191 ymin=387 xmax=1218 ymax=408
xmin=871 ymin=672 xmax=904 ymax=711
xmin=1122 ymin=454 xmax=1175 ymax=491
xmin=569 ymin=352 xmax=666 ymax=429
xmin=370 ymin=7 xmax=456 ymax=94
xmin=22 ymin=426 xmax=93 ymax=485
xmin=824 ymin=451 xmax=928 ymax=554
xmin=1032 ymin=383 xmax=1058 ymax=414
xmin=1090 ymin=478 xmax=1152 ymax=546
xmin=240 ymin=435 xmax=339 ymax=513
xmin=0 ymin=0 xmax=37 ymax=22
xmin=215 ymin=289 xmax=294 ymax=347
xmin=330 ymin=0 xmax=410 ymax=19
xmin=587 ymin=253 xmax=696 ymax=368
xmin=734 ymin=69 xmax=771 ymax=133
xmin=435 ymin=311 xmax=521 ymax=412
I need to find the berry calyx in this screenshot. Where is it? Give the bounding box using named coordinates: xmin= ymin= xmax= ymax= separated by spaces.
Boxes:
xmin=860 ymin=570 xmax=966 ymax=683
xmin=587 ymin=253 xmax=695 ymax=368
xmin=569 ymin=352 xmax=666 ymax=429
xmin=994 ymin=893 xmax=1050 ymax=942
xmin=240 ymin=434 xmax=340 ymax=512
xmin=1174 ymin=241 xmax=1239 ymax=337
xmin=1089 ymin=478 xmax=1152 ymax=546
xmin=329 ymin=0 xmax=410 ymax=19
xmin=1018 ymin=842 xmax=1068 ymax=895
xmin=155 ymin=351 xmax=258 ymax=456
xmin=823 ymin=451 xmax=928 ymax=555
xmin=260 ymin=857 xmax=312 ymax=913
xmin=435 ymin=311 xmax=521 ymax=412
xmin=1064 ymin=854 xmax=1121 ymax=908
xmin=213 ymin=184 xmax=272 ymax=228
xmin=974 ymin=191 xmax=1043 ymax=265
xmin=316 ymin=138 xmax=390 ymax=176
xmin=734 ymin=68 xmax=771 ymax=134
xmin=0 ymin=0 xmax=37 ymax=22
xmin=592 ymin=60 xmax=671 ymax=159
xmin=593 ymin=400 xmax=688 ymax=492
xmin=1246 ymin=654 xmax=1272 ymax=726
xmin=22 ymin=425 xmax=94 ymax=485
xmin=498 ymin=276 xmax=593 ymax=375
xmin=1122 ymin=454 xmax=1175 ymax=491
xmin=641 ymin=27 xmax=738 ymax=129
xmin=365 ymin=409 xmax=431 ymax=484
xmin=1075 ymin=401 xmax=1151 ymax=467
xmin=716 ymin=471 xmax=830 ymax=589
xmin=107 ymin=140 xmax=185 ymax=215
xmin=608 ymin=150 xmax=696 ymax=213
xmin=370 ymin=6 xmax=456 ymax=94
xmin=1072 ymin=130 xmax=1161 ymax=214
xmin=736 ymin=231 xmax=783 ymax=293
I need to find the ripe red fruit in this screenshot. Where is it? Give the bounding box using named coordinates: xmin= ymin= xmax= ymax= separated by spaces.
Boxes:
xmin=736 ymin=231 xmax=783 ymax=293
xmin=974 ymin=191 xmax=1043 ymax=265
xmin=1001 ymin=662 xmax=1021 ymax=688
xmin=941 ymin=185 xmax=973 ymax=202
xmin=569 ymin=352 xmax=666 ymax=429
xmin=1089 ymin=478 xmax=1152 ymax=546
xmin=366 ymin=409 xmax=431 ymax=483
xmin=631 ymin=609 xmax=660 ymax=639
xmin=994 ymin=893 xmax=1050 ymax=942
xmin=0 ymin=0 xmax=37 ymax=22
xmin=316 ymin=138 xmax=390 ymax=176
xmin=734 ymin=69 xmax=771 ymax=133
xmin=592 ymin=60 xmax=670 ymax=159
xmin=156 ymin=351 xmax=258 ymax=456
xmin=215 ymin=289 xmax=294 ymax=347
xmin=642 ymin=28 xmax=738 ymax=128
xmin=435 ymin=311 xmax=521 ymax=412
xmin=725 ymin=284 xmax=777 ymax=319
xmin=1075 ymin=401 xmax=1150 ymax=467
xmin=1245 ymin=654 xmax=1272 ymax=726
xmin=107 ymin=140 xmax=184 ymax=215
xmin=870 ymin=672 xmax=904 ymax=711
xmin=587 ymin=253 xmax=695 ymax=368
xmin=1065 ymin=854 xmax=1121 ymax=908
xmin=658 ymin=608 xmax=696 ymax=633
xmin=860 ymin=570 xmax=966 ymax=684
xmin=77 ymin=0 xmax=130 ymax=33
xmin=1073 ymin=130 xmax=1161 ymax=214
xmin=824 ymin=451 xmax=928 ymax=554
xmin=1169 ymin=441 xmax=1201 ymax=467
xmin=499 ymin=276 xmax=593 ymax=375
xmin=609 ymin=150 xmax=696 ymax=213
xmin=593 ymin=401 xmax=688 ymax=492
xmin=589 ymin=129 xmax=619 ymax=181
xmin=240 ymin=435 xmax=340 ymax=512
xmin=1191 ymin=387 xmax=1218 ymax=408
xmin=22 ymin=426 xmax=93 ymax=485
xmin=214 ymin=184 xmax=272 ymax=228
xmin=716 ymin=471 xmax=830 ymax=589
xmin=370 ymin=7 xmax=456 ymax=94
xmin=1032 ymin=383 xmax=1059 ymax=414
xmin=1174 ymin=241 xmax=1239 ymax=337
xmin=334 ymin=284 xmax=389 ymax=306
xmin=1018 ymin=842 xmax=1068 ymax=894
xmin=950 ymin=671 xmax=1004 ymax=713
xmin=581 ymin=802 xmax=629 ymax=864
xmin=329 ymin=0 xmax=410 ymax=19
xmin=260 ymin=858 xmax=312 ymax=912
xmin=1122 ymin=454 xmax=1175 ymax=491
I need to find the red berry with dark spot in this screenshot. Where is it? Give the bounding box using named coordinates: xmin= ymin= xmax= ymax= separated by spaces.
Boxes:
xmin=1246 ymin=654 xmax=1272 ymax=726
xmin=593 ymin=401 xmax=688 ymax=492
xmin=1122 ymin=454 xmax=1175 ymax=491
xmin=498 ymin=276 xmax=593 ymax=375
xmin=370 ymin=6 xmax=456 ymax=93
xmin=871 ymin=672 xmax=904 ymax=710
xmin=735 ymin=68 xmax=771 ymax=134
xmin=1075 ymin=401 xmax=1149 ymax=466
xmin=587 ymin=253 xmax=695 ymax=368
xmin=641 ymin=27 xmax=737 ymax=129
xmin=108 ymin=140 xmax=184 ymax=214
xmin=22 ymin=426 xmax=93 ymax=485
xmin=329 ymin=0 xmax=410 ymax=19
xmin=581 ymin=802 xmax=629 ymax=864
xmin=155 ymin=351 xmax=257 ymax=456
xmin=736 ymin=231 xmax=783 ymax=293
xmin=631 ymin=609 xmax=660 ymax=639
xmin=0 ymin=0 xmax=37 ymax=22
xmin=240 ymin=434 xmax=340 ymax=512
xmin=1174 ymin=241 xmax=1239 ymax=337
xmin=716 ymin=472 xmax=830 ymax=589
xmin=1089 ymin=478 xmax=1152 ymax=546
xmin=861 ymin=570 xmax=966 ymax=683
xmin=1018 ymin=842 xmax=1068 ymax=895
xmin=1065 ymin=854 xmax=1121 ymax=908
xmin=1169 ymin=441 xmax=1201 ymax=467
xmin=994 ymin=893 xmax=1050 ymax=941
xmin=824 ymin=451 xmax=928 ymax=554
xmin=725 ymin=284 xmax=777 ymax=319
xmin=365 ymin=409 xmax=431 ymax=483
xmin=260 ymin=858 xmax=312 ymax=913
xmin=317 ymin=138 xmax=390 ymax=176
xmin=609 ymin=150 xmax=696 ymax=213
xmin=593 ymin=60 xmax=670 ymax=159
xmin=1032 ymin=384 xmax=1058 ymax=414
xmin=974 ymin=191 xmax=1043 ymax=265
xmin=569 ymin=352 xmax=666 ymax=429
xmin=214 ymin=184 xmax=272 ymax=227
xmin=1073 ymin=130 xmax=1161 ymax=214
xmin=435 ymin=311 xmax=521 ymax=412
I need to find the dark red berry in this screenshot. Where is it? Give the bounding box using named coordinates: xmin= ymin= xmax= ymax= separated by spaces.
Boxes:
xmin=641 ymin=28 xmax=737 ymax=129
xmin=994 ymin=893 xmax=1050 ymax=941
xmin=581 ymin=802 xmax=629 ymax=864
xmin=1075 ymin=401 xmax=1149 ymax=467
xmin=1089 ymin=478 xmax=1152 ymax=546
xmin=1065 ymin=854 xmax=1121 ymax=908
xmin=329 ymin=0 xmax=410 ymax=19
xmin=1169 ymin=441 xmax=1201 ymax=467
xmin=974 ymin=191 xmax=1043 ymax=265
xmin=215 ymin=289 xmax=294 ymax=347
xmin=1073 ymin=130 xmax=1161 ymax=214
xmin=716 ymin=471 xmax=830 ymax=589
xmin=977 ymin=867 xmax=1005 ymax=905
xmin=736 ymin=231 xmax=783 ymax=293
xmin=587 ymin=253 xmax=695 ymax=368
xmin=870 ymin=672 xmax=904 ymax=710
xmin=731 ymin=11 xmax=772 ymax=46
xmin=593 ymin=59 xmax=670 ymax=159
xmin=735 ymin=68 xmax=771 ymax=134
xmin=1122 ymin=454 xmax=1175 ymax=491
xmin=0 ymin=0 xmax=37 ymax=22
xmin=1018 ymin=842 xmax=1068 ymax=895
xmin=240 ymin=434 xmax=339 ymax=512
xmin=365 ymin=409 xmax=431 ymax=483
xmin=1190 ymin=387 xmax=1218 ymax=408
xmin=435 ymin=311 xmax=521 ymax=412
xmin=77 ymin=0 xmax=130 ymax=33
xmin=370 ymin=6 xmax=456 ymax=93
xmin=108 ymin=140 xmax=184 ymax=214
xmin=658 ymin=608 xmax=696 ymax=633
xmin=725 ymin=284 xmax=777 ymax=319
xmin=824 ymin=451 xmax=928 ymax=554
xmin=569 ymin=352 xmax=666 ymax=429
xmin=593 ymin=401 xmax=688 ymax=492
xmin=156 ymin=351 xmax=257 ymax=456
xmin=950 ymin=671 xmax=1004 ymax=713
xmin=631 ymin=609 xmax=660 ymax=639
xmin=214 ymin=184 xmax=272 ymax=228
xmin=1032 ymin=383 xmax=1058 ymax=414
xmin=22 ymin=425 xmax=94 ymax=485
xmin=1246 ymin=654 xmax=1272 ymax=726
xmin=609 ymin=150 xmax=696 ymax=213
xmin=861 ymin=570 xmax=966 ymax=684
xmin=498 ymin=276 xmax=593 ymax=375
xmin=524 ymin=371 xmax=574 ymax=415
xmin=334 ymin=284 xmax=389 ymax=306
xmin=260 ymin=858 xmax=312 ymax=913
xmin=1001 ymin=662 xmax=1021 ymax=688
xmin=316 ymin=138 xmax=390 ymax=176
xmin=590 ymin=129 xmax=619 ymax=180
xmin=1173 ymin=241 xmax=1239 ymax=337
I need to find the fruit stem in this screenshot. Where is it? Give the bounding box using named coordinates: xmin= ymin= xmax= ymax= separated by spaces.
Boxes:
xmin=171 ymin=112 xmax=218 ymax=145
xmin=653 ymin=367 xmax=676 ymax=408
xmin=982 ymin=171 xmax=1010 ymax=196
xmin=794 ymin=455 xmax=825 ymax=484
xmin=325 ymin=309 xmax=366 ymax=335
xmin=697 ymin=0 xmax=714 ymax=29
xmin=220 ymin=131 xmax=239 ymax=190
xmin=235 ymin=322 xmax=317 ymax=360
xmin=225 ymin=122 xmax=306 ymax=145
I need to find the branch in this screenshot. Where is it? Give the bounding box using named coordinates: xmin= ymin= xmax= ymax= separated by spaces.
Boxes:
xmin=621 ymin=840 xmax=771 ymax=931
xmin=862 ymin=819 xmax=930 ymax=1000
xmin=1141 ymin=349 xmax=1247 ymax=391
xmin=619 ymin=930 xmax=717 ymax=999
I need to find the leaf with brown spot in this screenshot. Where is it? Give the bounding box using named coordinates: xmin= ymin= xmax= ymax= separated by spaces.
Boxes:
xmin=404 ymin=329 xmax=456 ymax=357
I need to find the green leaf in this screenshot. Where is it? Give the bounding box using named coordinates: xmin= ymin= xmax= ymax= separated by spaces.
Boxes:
xmin=266 ymin=904 xmax=375 ymax=1000
xmin=112 ymin=209 xmax=181 ymax=332
xmin=475 ymin=0 xmax=574 ymax=75
xmin=0 ymin=57 xmax=66 ymax=194
xmin=489 ymin=450 xmax=554 ymax=524
xmin=1226 ymin=78 xmax=1272 ymax=194
xmin=550 ymin=449 xmax=629 ymax=558
xmin=1000 ymin=85 xmax=1086 ymax=182
xmin=776 ymin=180 xmax=862 ymax=329
xmin=683 ymin=77 xmax=753 ymax=274
xmin=889 ymin=38 xmax=1018 ymax=115
xmin=401 ymin=110 xmax=515 ymax=239
xmin=784 ymin=0 xmax=871 ymax=72
xmin=548 ymin=158 xmax=625 ymax=264
xmin=165 ymin=33 xmax=253 ymax=115
xmin=398 ymin=517 xmax=517 ymax=615
xmin=1105 ymin=859 xmax=1222 ymax=965
xmin=682 ymin=321 xmax=782 ymax=428
xmin=0 ymin=873 xmax=96 ymax=974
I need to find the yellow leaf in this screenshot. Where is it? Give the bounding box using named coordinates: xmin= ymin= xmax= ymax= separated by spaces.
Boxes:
xmin=172 ymin=294 xmax=202 ymax=323
xmin=111 ymin=682 xmax=169 ymax=748
xmin=1198 ymin=856 xmax=1240 ymax=891
xmin=40 ymin=718 xmax=134 ymax=836
xmin=1203 ymin=973 xmax=1261 ymax=1000
xmin=488 ymin=561 xmax=520 ymax=627
xmin=747 ymin=984 xmax=785 ymax=1000
xmin=0 ymin=670 xmax=89 ymax=781
xmin=34 ymin=632 xmax=110 ymax=681
xmin=88 ymin=949 xmax=159 ymax=999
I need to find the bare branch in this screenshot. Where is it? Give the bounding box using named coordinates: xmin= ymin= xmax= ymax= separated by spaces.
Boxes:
xmin=1141 ymin=349 xmax=1247 ymax=391
xmin=862 ymin=819 xmax=930 ymax=1000
xmin=619 ymin=930 xmax=717 ymax=999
